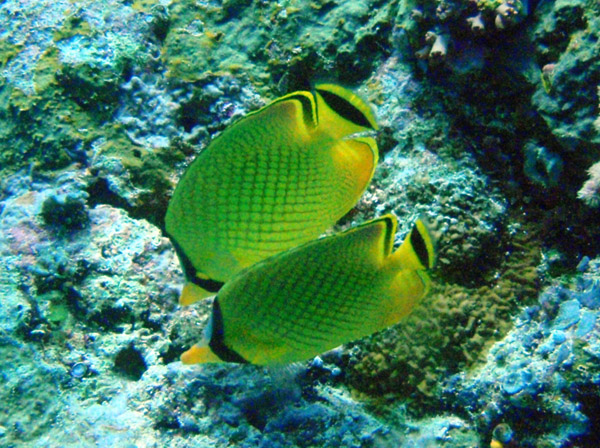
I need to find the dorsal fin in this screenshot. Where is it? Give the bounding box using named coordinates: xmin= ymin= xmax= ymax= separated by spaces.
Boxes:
xmin=338 ymin=214 xmax=397 ymax=256
xmin=253 ymin=90 xmax=318 ymax=129
xmin=380 ymin=214 xmax=398 ymax=256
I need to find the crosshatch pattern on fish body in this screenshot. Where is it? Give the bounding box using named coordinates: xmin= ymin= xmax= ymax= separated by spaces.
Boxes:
xmin=166 ymin=84 xmax=379 ymax=303
xmin=181 ymin=215 xmax=436 ymax=366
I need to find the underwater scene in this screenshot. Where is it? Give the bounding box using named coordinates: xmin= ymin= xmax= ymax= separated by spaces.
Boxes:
xmin=1 ymin=0 xmax=600 ymax=446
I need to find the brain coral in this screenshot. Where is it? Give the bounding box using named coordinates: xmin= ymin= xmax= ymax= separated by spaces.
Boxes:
xmin=338 ymin=218 xmax=541 ymax=407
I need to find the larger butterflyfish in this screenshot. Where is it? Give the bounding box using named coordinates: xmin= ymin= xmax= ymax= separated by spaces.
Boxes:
xmin=165 ymin=84 xmax=379 ymax=306
xmin=181 ymin=215 xmax=435 ymax=366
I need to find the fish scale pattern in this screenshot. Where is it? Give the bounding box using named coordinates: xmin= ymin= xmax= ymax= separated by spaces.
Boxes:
xmin=166 ymin=91 xmax=376 ymax=285
xmin=219 ymin=220 xmax=392 ymax=364
xmin=208 ymin=131 xmax=337 ymax=247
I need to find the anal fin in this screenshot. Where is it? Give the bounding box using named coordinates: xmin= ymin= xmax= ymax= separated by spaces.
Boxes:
xmin=179 ymin=282 xmax=215 ymax=306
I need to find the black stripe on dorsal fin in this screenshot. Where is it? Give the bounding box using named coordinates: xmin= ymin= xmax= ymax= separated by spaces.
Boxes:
xmin=337 ymin=214 xmax=397 ymax=256
xmin=381 ymin=215 xmax=397 ymax=256
xmin=267 ymin=91 xmax=317 ymax=129
xmin=315 ymin=86 xmax=376 ymax=130
xmin=209 ymin=298 xmax=249 ymax=363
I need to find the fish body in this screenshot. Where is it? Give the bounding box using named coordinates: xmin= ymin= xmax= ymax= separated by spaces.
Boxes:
xmin=181 ymin=215 xmax=435 ymax=366
xmin=165 ymin=84 xmax=379 ymax=305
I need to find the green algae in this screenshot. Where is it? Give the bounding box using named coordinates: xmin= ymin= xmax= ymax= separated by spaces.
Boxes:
xmin=0 ymin=22 xmax=181 ymax=226
xmin=33 ymin=46 xmax=62 ymax=92
xmin=48 ymin=301 xmax=70 ymax=325
xmin=160 ymin=0 xmax=395 ymax=88
xmin=53 ymin=14 xmax=94 ymax=42
xmin=161 ymin=0 xmax=256 ymax=82
xmin=0 ymin=45 xmax=108 ymax=174
xmin=131 ymin=0 xmax=163 ymax=12
xmin=57 ymin=62 xmax=122 ymax=120
xmin=0 ymin=38 xmax=23 ymax=69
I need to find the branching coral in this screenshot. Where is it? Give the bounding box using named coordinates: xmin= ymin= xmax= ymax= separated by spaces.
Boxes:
xmin=466 ymin=13 xmax=485 ymax=34
xmin=429 ymin=32 xmax=450 ymax=61
xmin=414 ymin=30 xmax=451 ymax=64
xmin=406 ymin=0 xmax=528 ymax=66
xmin=494 ymin=0 xmax=524 ymax=30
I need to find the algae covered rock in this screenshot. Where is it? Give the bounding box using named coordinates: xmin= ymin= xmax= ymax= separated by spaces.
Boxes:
xmin=531 ymin=0 xmax=600 ymax=150
xmin=1 ymin=0 xmax=600 ymax=446
xmin=441 ymin=258 xmax=600 ymax=447
xmin=160 ymin=0 xmax=395 ymax=88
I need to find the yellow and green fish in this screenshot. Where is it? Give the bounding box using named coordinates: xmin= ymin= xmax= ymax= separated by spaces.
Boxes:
xmin=165 ymin=84 xmax=379 ymax=306
xmin=181 ymin=215 xmax=435 ymax=366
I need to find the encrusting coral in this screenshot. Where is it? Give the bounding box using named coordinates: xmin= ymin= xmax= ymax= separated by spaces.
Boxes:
xmin=340 ymin=218 xmax=542 ymax=405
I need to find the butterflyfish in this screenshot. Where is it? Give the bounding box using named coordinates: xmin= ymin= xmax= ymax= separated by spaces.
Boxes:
xmin=165 ymin=84 xmax=379 ymax=306
xmin=180 ymin=214 xmax=435 ymax=366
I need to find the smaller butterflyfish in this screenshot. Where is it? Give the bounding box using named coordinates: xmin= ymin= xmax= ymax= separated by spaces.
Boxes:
xmin=165 ymin=84 xmax=379 ymax=307
xmin=181 ymin=214 xmax=436 ymax=366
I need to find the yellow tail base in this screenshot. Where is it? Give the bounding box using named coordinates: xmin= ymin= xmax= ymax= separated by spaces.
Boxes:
xmin=181 ymin=344 xmax=223 ymax=364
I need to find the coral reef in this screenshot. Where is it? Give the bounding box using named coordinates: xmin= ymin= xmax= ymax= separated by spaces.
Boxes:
xmin=442 ymin=258 xmax=600 ymax=447
xmin=532 ymin=0 xmax=600 ymax=150
xmin=342 ymin=218 xmax=541 ymax=402
xmin=341 ymin=56 xmax=511 ymax=286
xmin=159 ymin=0 xmax=396 ymax=89
xmin=523 ymin=139 xmax=564 ymax=189
xmin=392 ymin=0 xmax=600 ymax=271
xmin=1 ymin=0 xmax=600 ymax=446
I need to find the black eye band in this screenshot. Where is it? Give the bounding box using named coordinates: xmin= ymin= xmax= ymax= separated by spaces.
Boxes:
xmin=316 ymin=88 xmax=374 ymax=130
xmin=410 ymin=227 xmax=429 ymax=269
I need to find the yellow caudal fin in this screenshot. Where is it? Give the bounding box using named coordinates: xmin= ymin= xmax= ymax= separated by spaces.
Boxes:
xmin=181 ymin=344 xmax=224 ymax=364
xmin=314 ymin=84 xmax=378 ymax=138
xmin=389 ymin=218 xmax=436 ymax=271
